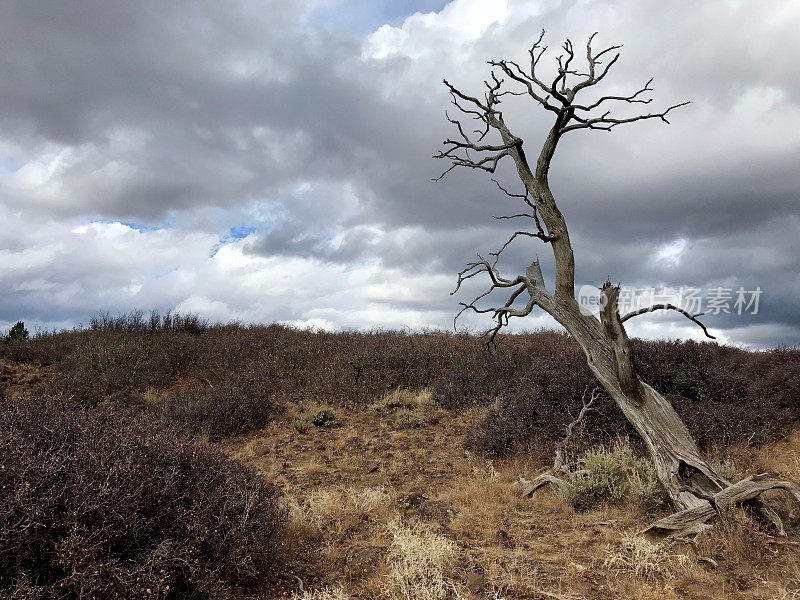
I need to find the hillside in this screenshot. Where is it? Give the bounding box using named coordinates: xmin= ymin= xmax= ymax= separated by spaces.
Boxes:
xmin=2 ymin=323 xmax=800 ymax=599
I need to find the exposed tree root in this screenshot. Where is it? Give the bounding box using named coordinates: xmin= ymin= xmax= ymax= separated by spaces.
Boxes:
xmin=643 ymin=473 xmax=800 ymax=540
xmin=519 ymin=471 xmax=565 ymax=497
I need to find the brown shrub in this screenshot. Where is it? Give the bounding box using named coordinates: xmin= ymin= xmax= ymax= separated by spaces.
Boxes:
xmin=156 ymin=372 xmax=278 ymax=439
xmin=0 ymin=395 xmax=287 ymax=599
xmin=464 ymin=338 xmax=800 ymax=457
xmin=3 ymin=314 xmax=798 ymax=455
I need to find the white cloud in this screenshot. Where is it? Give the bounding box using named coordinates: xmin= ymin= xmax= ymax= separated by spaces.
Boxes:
xmin=653 ymin=238 xmax=687 ymax=265
xmin=363 ymin=0 xmax=511 ymax=60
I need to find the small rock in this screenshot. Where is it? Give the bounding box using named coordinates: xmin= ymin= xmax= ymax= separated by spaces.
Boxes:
xmin=466 ymin=572 xmax=486 ymax=594
xmin=361 ymin=460 xmax=379 ymax=474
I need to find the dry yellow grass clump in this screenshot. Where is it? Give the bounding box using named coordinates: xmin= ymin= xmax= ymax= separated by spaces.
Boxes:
xmin=370 ymin=388 xmax=433 ymax=411
xmin=286 ymin=485 xmax=472 ymax=600
xmin=380 ymin=519 xmax=463 ymax=600
xmin=292 ymin=587 xmax=350 ymax=600
xmin=302 ymin=485 xmax=393 ymax=533
xmin=603 ymin=534 xmax=689 ymax=582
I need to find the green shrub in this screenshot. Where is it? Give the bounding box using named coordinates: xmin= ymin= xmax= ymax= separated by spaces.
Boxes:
xmin=295 ymin=405 xmax=341 ymax=432
xmin=555 ymin=440 xmax=667 ymax=510
xmin=390 ymin=408 xmax=427 ymax=430
xmin=712 ymin=460 xmax=742 ymax=483
xmin=293 ymin=418 xmax=312 ymax=434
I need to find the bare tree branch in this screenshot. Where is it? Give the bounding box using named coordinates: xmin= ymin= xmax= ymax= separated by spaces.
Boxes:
xmin=492 ymin=230 xmax=557 ymax=258
xmin=489 ymin=179 xmax=553 ymax=241
xmin=554 ymin=386 xmax=600 ymax=471
xmin=571 ymin=78 xmax=655 ymax=111
xmin=561 ymin=101 xmax=691 ymax=133
xmin=520 ymin=386 xmax=600 ymax=497
xmin=621 ymin=303 xmax=716 ymax=339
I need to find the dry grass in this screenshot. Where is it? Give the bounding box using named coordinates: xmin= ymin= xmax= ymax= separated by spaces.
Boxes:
xmin=603 ymin=534 xmax=690 ymax=582
xmin=696 ymin=511 xmax=769 ymax=562
xmin=284 ymin=486 xmax=470 ymax=600
xmin=221 ymin=400 xmax=800 ymax=600
xmin=371 ymin=388 xmax=434 ymax=412
xmin=300 ymin=485 xmax=394 ymax=535
xmin=378 ymin=519 xmax=464 ymax=600
xmin=771 ymin=580 xmax=800 ymax=599
xmin=292 ymin=588 xmax=350 ymax=600
xmin=756 ymin=430 xmax=800 ymax=480
xmin=439 ymin=461 xmax=520 ymax=537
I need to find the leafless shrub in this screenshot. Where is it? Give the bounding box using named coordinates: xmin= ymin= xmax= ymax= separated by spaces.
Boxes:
xmin=3 ymin=319 xmax=797 ymax=452
xmin=0 ymin=395 xmax=288 ymax=599
xmin=156 ymin=372 xmax=277 ymax=439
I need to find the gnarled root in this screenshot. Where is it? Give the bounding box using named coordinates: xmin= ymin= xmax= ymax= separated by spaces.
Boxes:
xmin=519 ymin=472 xmax=565 ymax=497
xmin=644 ymin=473 xmax=800 ymax=540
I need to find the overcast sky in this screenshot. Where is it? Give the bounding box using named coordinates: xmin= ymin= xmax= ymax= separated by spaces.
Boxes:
xmin=1 ymin=0 xmax=798 ymax=347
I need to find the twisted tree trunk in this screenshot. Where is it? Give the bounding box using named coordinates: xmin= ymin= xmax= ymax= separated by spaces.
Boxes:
xmin=437 ymin=32 xmax=799 ymax=536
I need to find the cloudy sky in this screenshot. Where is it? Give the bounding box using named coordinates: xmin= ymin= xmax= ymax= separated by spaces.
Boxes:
xmin=1 ymin=0 xmax=798 ymax=347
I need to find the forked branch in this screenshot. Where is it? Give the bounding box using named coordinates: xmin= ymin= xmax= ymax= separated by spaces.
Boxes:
xmin=490 ymin=179 xmax=555 ymax=243
xmin=433 ymin=76 xmax=521 ymax=181
xmin=561 ymin=101 xmax=690 ymax=134
xmin=554 ymin=386 xmax=600 ymax=471
xmin=452 ymin=238 xmax=554 ymax=350
xmin=437 ymin=30 xmax=689 ymax=317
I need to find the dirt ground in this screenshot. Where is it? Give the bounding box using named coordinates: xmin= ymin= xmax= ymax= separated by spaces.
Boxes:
xmin=226 ymin=398 xmax=800 ymax=600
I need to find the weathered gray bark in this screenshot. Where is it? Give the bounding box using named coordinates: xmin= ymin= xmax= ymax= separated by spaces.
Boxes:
xmin=438 ymin=32 xmax=799 ymax=533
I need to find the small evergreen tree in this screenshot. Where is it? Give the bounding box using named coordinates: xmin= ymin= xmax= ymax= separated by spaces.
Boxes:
xmin=3 ymin=321 xmax=28 ymax=345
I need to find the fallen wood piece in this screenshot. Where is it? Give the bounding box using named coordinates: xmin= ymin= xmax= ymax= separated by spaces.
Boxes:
xmin=519 ymin=472 xmax=565 ymax=497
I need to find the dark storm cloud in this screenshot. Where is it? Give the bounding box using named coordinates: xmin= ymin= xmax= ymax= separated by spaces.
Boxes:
xmin=0 ymin=0 xmax=798 ymax=346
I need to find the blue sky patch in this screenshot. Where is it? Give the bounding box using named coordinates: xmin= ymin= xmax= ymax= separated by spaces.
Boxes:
xmin=209 ymin=224 xmax=260 ymax=257
xmin=1 ymin=156 xmax=22 ymax=173
xmin=311 ymin=0 xmax=448 ymax=33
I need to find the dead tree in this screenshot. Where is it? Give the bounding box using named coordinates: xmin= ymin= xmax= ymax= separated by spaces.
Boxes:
xmin=518 ymin=386 xmax=599 ymax=496
xmin=436 ymin=31 xmax=799 ymax=540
